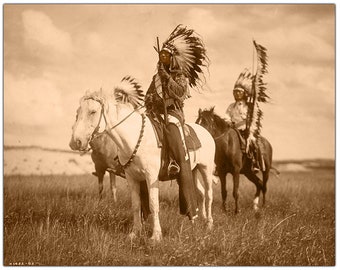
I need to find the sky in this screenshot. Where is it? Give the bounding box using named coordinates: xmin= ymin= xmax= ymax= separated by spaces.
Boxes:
xmin=3 ymin=3 xmax=335 ymax=160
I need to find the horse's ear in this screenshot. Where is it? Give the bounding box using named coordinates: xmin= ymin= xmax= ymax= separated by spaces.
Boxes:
xmin=210 ymin=106 xmax=215 ymax=112
xmin=198 ymin=108 xmax=202 ymax=115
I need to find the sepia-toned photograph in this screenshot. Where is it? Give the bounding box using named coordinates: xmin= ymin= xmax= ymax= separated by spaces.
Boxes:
xmin=3 ymin=3 xmax=335 ymax=266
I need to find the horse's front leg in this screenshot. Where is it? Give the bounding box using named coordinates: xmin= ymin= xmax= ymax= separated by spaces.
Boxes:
xmin=147 ymin=177 xmax=162 ymax=242
xmin=126 ymin=177 xmax=142 ymax=240
xmin=262 ymin=169 xmax=270 ymax=206
xmin=219 ymin=171 xmax=228 ymax=212
xmin=244 ymin=171 xmax=263 ymax=211
xmin=96 ymin=171 xmax=105 ymax=201
xmin=193 ymin=168 xmax=206 ymax=220
xmin=197 ymin=165 xmax=213 ymax=230
xmin=109 ymin=172 xmax=117 ymax=203
xmin=232 ymin=171 xmax=240 ymax=214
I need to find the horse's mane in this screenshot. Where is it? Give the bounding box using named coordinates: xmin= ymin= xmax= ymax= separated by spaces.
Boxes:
xmin=80 ymin=75 xmax=144 ymax=110
xmin=213 ymin=113 xmax=229 ymax=131
xmin=80 ymin=89 xmax=107 ymax=105
xmin=203 ymin=107 xmax=230 ymax=132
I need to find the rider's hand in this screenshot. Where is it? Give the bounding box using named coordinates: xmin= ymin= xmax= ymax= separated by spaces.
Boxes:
xmin=248 ymin=134 xmax=256 ymax=142
xmin=227 ymin=121 xmax=234 ymax=128
xmin=158 ymin=63 xmax=170 ymax=81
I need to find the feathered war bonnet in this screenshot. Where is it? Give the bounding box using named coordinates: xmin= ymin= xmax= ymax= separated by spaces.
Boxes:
xmin=114 ymin=76 xmax=144 ymax=109
xmin=161 ymin=24 xmax=210 ymax=89
xmin=233 ymin=68 xmax=253 ymax=97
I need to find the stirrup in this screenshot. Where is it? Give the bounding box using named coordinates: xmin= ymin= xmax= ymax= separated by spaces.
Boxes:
xmin=252 ymin=161 xmax=260 ymax=173
xmin=253 ymin=167 xmax=260 ymax=173
xmin=168 ymin=160 xmax=180 ymax=176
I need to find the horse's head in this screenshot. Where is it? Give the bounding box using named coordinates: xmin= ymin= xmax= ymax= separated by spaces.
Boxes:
xmin=196 ymin=107 xmax=216 ymax=134
xmin=196 ymin=107 xmax=229 ymax=138
xmin=69 ymin=76 xmax=144 ymax=152
xmin=69 ymin=90 xmax=107 ymax=151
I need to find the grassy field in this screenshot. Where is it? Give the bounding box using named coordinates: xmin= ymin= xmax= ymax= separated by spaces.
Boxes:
xmin=4 ymin=169 xmax=335 ymax=266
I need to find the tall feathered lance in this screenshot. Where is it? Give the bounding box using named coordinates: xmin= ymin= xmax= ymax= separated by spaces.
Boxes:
xmin=246 ymin=40 xmax=269 ymax=146
xmin=156 ymin=36 xmax=169 ymax=125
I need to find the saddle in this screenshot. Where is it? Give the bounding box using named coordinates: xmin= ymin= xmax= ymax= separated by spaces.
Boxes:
xmin=233 ymin=128 xmax=266 ymax=171
xmin=233 ymin=128 xmax=246 ymax=152
xmin=147 ymin=114 xmax=202 ymax=181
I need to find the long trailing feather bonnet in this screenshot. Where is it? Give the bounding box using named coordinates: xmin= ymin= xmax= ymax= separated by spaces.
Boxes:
xmin=246 ymin=40 xmax=269 ymax=139
xmin=160 ymin=24 xmax=210 ymax=89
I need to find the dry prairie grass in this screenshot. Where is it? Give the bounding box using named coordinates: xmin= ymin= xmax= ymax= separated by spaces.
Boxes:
xmin=4 ymin=169 xmax=335 ymax=266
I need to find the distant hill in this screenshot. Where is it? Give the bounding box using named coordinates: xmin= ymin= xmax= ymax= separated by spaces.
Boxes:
xmin=4 ymin=145 xmax=81 ymax=154
xmin=4 ymin=145 xmax=93 ymax=176
xmin=3 ymin=145 xmax=335 ymax=176
xmin=273 ymin=159 xmax=335 ymax=171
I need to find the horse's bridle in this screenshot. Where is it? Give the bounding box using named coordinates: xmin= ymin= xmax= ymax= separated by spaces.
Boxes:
xmin=83 ymin=96 xmax=146 ymax=169
xmin=79 ymin=104 xmax=104 ymax=155
xmin=197 ymin=113 xmax=226 ymax=141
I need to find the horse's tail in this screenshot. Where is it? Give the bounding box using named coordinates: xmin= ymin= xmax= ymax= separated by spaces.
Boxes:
xmin=270 ymin=166 xmax=280 ymax=178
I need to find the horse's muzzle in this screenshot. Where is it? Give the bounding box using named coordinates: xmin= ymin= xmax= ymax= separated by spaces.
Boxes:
xmin=69 ymin=137 xmax=83 ymax=151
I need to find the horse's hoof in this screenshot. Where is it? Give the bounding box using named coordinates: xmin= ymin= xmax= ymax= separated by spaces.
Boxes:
xmin=253 ymin=197 xmax=260 ymax=211
xmin=255 ymin=211 xmax=262 ymax=219
xmin=150 ymin=233 xmax=162 ymax=243
xmin=112 ymin=195 xmax=117 ymax=203
xmin=206 ymin=221 xmax=213 ymax=231
xmin=127 ymin=232 xmax=138 ymax=241
xmin=222 ymin=203 xmax=228 ymax=213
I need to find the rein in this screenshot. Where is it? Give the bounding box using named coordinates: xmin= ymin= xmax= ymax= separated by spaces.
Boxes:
xmin=84 ymin=95 xmax=146 ymax=169
xmin=80 ymin=106 xmax=104 ymax=155
xmin=214 ymin=132 xmax=227 ymax=141
xmin=106 ymin=105 xmax=144 ymax=132
xmin=198 ymin=114 xmax=228 ymax=142
xmin=117 ymin=113 xmax=146 ymax=169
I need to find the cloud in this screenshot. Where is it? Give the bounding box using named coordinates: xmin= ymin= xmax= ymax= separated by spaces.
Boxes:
xmin=186 ymin=8 xmax=228 ymax=39
xmin=3 ymin=5 xmax=334 ymax=159
xmin=4 ymin=71 xmax=64 ymax=127
xmin=22 ymin=9 xmax=73 ymax=59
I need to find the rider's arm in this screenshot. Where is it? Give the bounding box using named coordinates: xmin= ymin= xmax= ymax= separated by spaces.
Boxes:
xmin=158 ymin=63 xmax=188 ymax=102
xmin=224 ymin=103 xmax=233 ymax=124
xmin=167 ymin=73 xmax=188 ymax=102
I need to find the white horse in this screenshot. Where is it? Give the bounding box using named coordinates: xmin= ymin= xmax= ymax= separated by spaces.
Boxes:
xmin=69 ymin=88 xmax=216 ymax=242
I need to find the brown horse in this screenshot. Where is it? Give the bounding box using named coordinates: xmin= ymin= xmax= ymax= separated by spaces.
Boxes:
xmin=89 ymin=131 xmax=122 ymax=201
xmin=196 ymin=107 xmax=273 ymax=213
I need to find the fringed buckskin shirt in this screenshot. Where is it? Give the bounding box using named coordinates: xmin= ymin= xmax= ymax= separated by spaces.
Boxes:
xmin=145 ymin=71 xmax=189 ymax=117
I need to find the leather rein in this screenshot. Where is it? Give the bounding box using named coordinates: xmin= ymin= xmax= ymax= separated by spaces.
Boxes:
xmin=82 ymin=96 xmax=146 ymax=169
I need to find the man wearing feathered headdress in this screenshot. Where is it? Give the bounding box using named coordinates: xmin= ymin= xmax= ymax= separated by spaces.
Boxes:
xmin=225 ymin=40 xmax=269 ymax=173
xmin=225 ymin=68 xmax=260 ymax=172
xmin=145 ymin=24 xmax=209 ymax=221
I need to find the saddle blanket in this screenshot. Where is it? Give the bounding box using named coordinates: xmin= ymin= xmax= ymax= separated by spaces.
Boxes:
xmin=147 ymin=114 xmax=201 ymax=151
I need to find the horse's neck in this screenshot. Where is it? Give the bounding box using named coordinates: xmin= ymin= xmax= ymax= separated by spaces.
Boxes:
xmin=213 ymin=117 xmax=229 ymax=138
xmin=104 ymin=102 xmax=141 ymax=155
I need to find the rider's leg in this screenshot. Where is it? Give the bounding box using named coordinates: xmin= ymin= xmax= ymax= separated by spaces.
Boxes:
xmin=165 ymin=123 xmax=198 ymax=220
